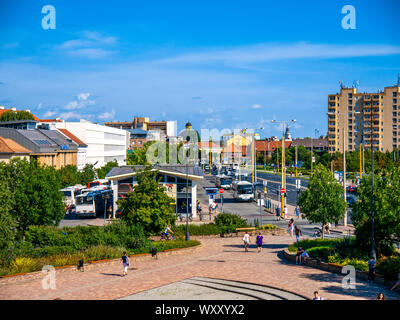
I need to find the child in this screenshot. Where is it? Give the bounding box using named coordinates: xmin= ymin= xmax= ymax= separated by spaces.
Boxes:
xmin=121 ymin=252 xmax=130 ymax=276
xmin=243 ymin=232 xmax=250 ymax=252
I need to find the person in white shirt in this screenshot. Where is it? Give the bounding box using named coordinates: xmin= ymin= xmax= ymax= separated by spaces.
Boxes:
xmin=313 ymin=291 xmax=324 ymax=300
xmin=243 ymin=232 xmax=250 ymax=252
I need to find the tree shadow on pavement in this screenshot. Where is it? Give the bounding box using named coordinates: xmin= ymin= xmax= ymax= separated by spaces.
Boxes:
xmin=101 ymin=273 xmax=124 ymax=277
xmin=298 ymin=269 xmax=400 ymax=300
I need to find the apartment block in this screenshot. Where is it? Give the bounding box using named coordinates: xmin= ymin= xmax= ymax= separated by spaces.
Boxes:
xmin=328 ymin=82 xmax=400 ymax=153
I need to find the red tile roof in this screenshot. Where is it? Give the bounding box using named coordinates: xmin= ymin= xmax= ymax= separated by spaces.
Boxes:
xmin=58 ymin=129 xmax=87 ymax=147
xmin=255 ymin=140 xmax=292 ymax=152
xmin=0 ymin=136 xmax=31 ymax=154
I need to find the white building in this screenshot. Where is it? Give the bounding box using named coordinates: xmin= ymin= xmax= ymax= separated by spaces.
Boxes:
xmin=47 ymin=119 xmax=129 ymax=168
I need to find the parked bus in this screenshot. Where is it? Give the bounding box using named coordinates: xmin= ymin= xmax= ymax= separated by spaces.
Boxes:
xmin=232 ymin=181 xmax=254 ymax=202
xmin=88 ymin=179 xmax=110 ymax=188
xmin=215 ymin=175 xmax=233 ymax=189
xmin=75 ymin=188 xmax=113 ymax=218
xmin=61 ymin=185 xmax=85 ymax=209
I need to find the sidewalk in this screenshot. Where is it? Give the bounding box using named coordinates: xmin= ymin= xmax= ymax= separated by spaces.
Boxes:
xmin=1 ymin=235 xmax=398 ymax=300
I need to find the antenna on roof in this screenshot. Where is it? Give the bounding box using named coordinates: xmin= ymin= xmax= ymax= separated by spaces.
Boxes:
xmin=353 ymin=80 xmax=359 ymax=89
xmin=339 ymin=80 xmax=344 ymax=89
xmin=398 ymin=73 xmax=400 ymax=87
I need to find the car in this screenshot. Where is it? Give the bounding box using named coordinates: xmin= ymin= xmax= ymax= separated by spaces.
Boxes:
xmin=346 ymin=185 xmax=357 ymax=193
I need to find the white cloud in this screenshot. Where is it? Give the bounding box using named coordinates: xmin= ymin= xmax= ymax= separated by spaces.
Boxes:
xmin=56 ymin=31 xmax=118 ymax=59
xmin=65 ymin=93 xmax=95 ymax=110
xmin=59 ymin=111 xmax=81 ymax=120
xmin=251 ymin=104 xmax=262 ymax=109
xmin=98 ymin=109 xmax=116 ymax=120
xmin=156 ymin=42 xmax=400 ymax=65
xmin=43 ymin=110 xmax=57 ymax=118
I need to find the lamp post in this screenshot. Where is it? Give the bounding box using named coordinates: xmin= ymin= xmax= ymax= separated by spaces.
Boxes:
xmin=185 ymin=136 xmax=190 ymax=241
xmin=370 ymin=103 xmax=376 ymax=259
xmin=328 ymin=111 xmax=359 ymax=227
xmin=271 ymin=119 xmax=296 ymax=216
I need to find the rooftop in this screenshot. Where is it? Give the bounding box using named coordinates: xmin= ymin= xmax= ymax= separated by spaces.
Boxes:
xmin=0 ymin=136 xmax=31 ymax=154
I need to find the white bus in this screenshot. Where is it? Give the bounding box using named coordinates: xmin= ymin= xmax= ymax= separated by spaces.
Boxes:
xmin=232 ymin=181 xmax=254 ymax=202
xmin=61 ymin=185 xmax=85 ymax=208
xmin=75 ymin=188 xmax=113 ymax=218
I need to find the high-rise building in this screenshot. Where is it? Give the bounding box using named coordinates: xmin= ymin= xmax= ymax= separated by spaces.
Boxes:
xmin=328 ymin=80 xmax=400 ymax=153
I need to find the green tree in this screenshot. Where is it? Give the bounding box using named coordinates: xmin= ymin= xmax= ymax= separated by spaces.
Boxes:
xmin=117 ymin=166 xmax=176 ymax=235
xmin=298 ymin=164 xmax=347 ymax=238
xmin=79 ymin=164 xmax=96 ymax=186
xmin=58 ymin=165 xmax=81 ymax=188
xmin=16 ymin=110 xmax=35 ymax=120
xmin=352 ymin=168 xmax=400 ymax=256
xmin=0 ymin=164 xmax=17 ymax=256
xmin=96 ymin=160 xmax=118 ymax=179
xmin=2 ymin=159 xmax=65 ymax=234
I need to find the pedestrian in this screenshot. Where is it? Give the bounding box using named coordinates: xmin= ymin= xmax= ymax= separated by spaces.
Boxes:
xmin=121 ymin=251 xmax=130 ymax=276
xmin=390 ymin=268 xmax=400 ymax=291
xmin=256 ymin=232 xmax=263 ymax=253
xmin=295 ymin=225 xmax=302 ymax=243
xmin=301 ymin=249 xmax=310 ymax=264
xmin=196 ymin=200 xmax=202 ymax=220
xmin=313 ymin=291 xmax=324 ymax=300
xmin=108 ymin=205 xmax=113 ymax=221
xmin=276 ymin=206 xmax=281 ymax=221
xmin=295 ymin=205 xmax=300 ymax=219
xmin=325 ymin=223 xmax=331 ymax=235
xmin=243 ymin=231 xmax=250 ymax=252
xmin=368 ymin=257 xmax=376 ymax=282
xmin=296 ymin=246 xmax=304 ymax=265
xmin=376 ymin=293 xmax=385 ymax=300
xmin=288 ymin=219 xmax=294 ymax=237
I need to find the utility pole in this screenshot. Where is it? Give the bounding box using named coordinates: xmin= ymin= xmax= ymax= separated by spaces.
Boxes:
xmin=343 ymin=116 xmax=347 ymax=227
xmin=271 ymin=119 xmax=296 ymax=216
xmin=295 ymin=145 xmax=298 ymax=177
xmin=310 ymin=137 xmax=313 ymax=175
xmin=371 ymin=101 xmax=376 ymax=259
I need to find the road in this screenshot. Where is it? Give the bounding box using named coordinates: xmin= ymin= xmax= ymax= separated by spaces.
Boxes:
xmin=199 ymin=175 xmax=345 ymax=239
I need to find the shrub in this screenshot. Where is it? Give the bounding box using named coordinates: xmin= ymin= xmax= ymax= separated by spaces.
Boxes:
xmin=214 ymin=213 xmax=248 ymax=229
xmin=10 ymin=257 xmax=39 ymax=274
xmin=174 ymin=224 xmax=222 ymax=236
xmin=377 ymin=255 xmax=400 ymax=281
xmin=84 ymin=245 xmax=125 ymax=261
xmin=260 ymin=224 xmax=277 ymax=230
xmin=307 ymin=246 xmax=335 ymax=261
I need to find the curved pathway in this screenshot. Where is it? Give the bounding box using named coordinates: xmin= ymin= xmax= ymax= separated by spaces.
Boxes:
xmin=1 ymin=235 xmax=399 ymax=300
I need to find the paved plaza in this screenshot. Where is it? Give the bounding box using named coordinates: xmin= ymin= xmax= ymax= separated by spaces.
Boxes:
xmin=1 ymin=235 xmax=399 ymax=300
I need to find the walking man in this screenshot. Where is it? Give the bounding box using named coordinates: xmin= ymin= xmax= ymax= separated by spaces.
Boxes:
xmin=121 ymin=252 xmax=130 ymax=276
xmin=243 ymin=231 xmax=250 ymax=252
xmin=295 ymin=205 xmax=300 ymax=219
xmin=368 ymin=257 xmax=376 ymax=282
xmin=276 ymin=206 xmax=281 ymax=221
xmin=256 ymin=233 xmax=263 ymax=253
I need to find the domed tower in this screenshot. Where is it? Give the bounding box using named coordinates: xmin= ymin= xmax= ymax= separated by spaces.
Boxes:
xmin=185 ymin=122 xmax=193 ymax=130
xmin=284 ymin=127 xmax=292 ymax=141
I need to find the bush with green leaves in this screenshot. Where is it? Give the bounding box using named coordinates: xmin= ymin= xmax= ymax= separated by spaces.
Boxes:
xmin=174 ymin=223 xmax=222 ymax=236
xmin=376 ymin=255 xmax=400 ymax=281
xmin=214 ymin=213 xmax=248 ymax=229
xmin=306 ymin=246 xmax=335 ymax=261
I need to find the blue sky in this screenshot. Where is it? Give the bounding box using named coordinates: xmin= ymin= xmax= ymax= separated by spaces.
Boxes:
xmin=1 ymin=0 xmax=400 ymax=139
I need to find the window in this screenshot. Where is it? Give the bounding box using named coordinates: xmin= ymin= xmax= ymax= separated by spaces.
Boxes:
xmin=394 ymin=112 xmax=397 ymax=117
xmin=393 ymin=92 xmax=397 ymax=98
xmin=394 ymin=105 xmax=397 ymax=110
xmin=348 ymin=100 xmax=353 ymax=105
xmin=348 ymin=93 xmax=353 ymax=98
xmin=394 ymin=99 xmax=398 ymax=104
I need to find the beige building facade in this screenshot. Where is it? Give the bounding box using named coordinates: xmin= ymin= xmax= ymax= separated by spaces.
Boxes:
xmin=328 ymin=83 xmax=400 ymax=153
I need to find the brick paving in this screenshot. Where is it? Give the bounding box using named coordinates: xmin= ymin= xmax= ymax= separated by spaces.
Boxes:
xmin=1 ymin=235 xmax=399 ymax=300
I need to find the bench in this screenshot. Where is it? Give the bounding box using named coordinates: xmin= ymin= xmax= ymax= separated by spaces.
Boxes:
xmin=235 ymin=227 xmax=256 ymax=236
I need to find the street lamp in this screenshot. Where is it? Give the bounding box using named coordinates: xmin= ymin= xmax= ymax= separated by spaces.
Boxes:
xmin=271 ymin=119 xmax=296 ymax=216
xmin=327 ymin=111 xmax=360 ymax=227
xmin=185 ymin=136 xmax=190 ymax=241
